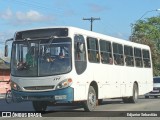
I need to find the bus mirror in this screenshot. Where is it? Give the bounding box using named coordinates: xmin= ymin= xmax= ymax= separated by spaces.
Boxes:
xmin=4 ymin=38 xmax=13 ymax=57
xmin=4 ymin=45 xmax=8 ymax=57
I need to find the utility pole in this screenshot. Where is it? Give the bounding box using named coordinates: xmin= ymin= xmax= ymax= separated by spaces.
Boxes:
xmin=83 ymin=17 xmax=100 ymax=31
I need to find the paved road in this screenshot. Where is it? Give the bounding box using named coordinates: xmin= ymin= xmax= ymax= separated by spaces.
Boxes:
xmin=0 ymin=96 xmax=160 ymax=120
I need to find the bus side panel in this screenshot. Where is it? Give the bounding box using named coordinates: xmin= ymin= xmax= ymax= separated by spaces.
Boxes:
xmin=72 ymin=64 xmax=93 ymax=101
xmin=138 ymin=69 xmax=153 ymax=95
xmin=98 ymin=65 xmax=122 ymax=98
xmin=123 ymin=67 xmax=134 ymax=97
xmin=124 ymin=67 xmax=153 ymax=97
xmin=99 ymin=66 xmax=153 ymax=99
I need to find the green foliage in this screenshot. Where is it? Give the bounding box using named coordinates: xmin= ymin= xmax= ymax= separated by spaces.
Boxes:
xmin=131 ymin=16 xmax=160 ymax=76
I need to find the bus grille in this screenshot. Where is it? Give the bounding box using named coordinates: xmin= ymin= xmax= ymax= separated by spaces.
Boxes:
xmin=24 ymin=86 xmax=55 ymax=91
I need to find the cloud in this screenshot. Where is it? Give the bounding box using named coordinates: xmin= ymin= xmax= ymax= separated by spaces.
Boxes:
xmin=88 ymin=3 xmax=107 ymax=13
xmin=0 ymin=8 xmax=12 ymax=20
xmin=0 ymin=8 xmax=53 ymax=25
xmin=16 ymin=10 xmax=52 ymax=23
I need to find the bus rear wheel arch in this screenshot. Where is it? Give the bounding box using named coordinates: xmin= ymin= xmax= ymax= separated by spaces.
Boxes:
xmin=122 ymin=82 xmax=139 ymax=103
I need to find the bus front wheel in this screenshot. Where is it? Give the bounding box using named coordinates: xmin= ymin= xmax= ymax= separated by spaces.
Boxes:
xmin=83 ymin=86 xmax=97 ymax=111
xmin=32 ymin=101 xmax=47 ymax=112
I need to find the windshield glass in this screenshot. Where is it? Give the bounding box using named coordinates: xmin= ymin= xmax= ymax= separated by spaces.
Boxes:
xmin=11 ymin=38 xmax=72 ymax=77
xmin=153 ymin=77 xmax=160 ymax=83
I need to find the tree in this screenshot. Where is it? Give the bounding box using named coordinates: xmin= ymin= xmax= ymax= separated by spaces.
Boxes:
xmin=131 ymin=16 xmax=160 ymax=76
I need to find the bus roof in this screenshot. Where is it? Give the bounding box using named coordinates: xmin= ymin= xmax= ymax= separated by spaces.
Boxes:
xmin=14 ymin=26 xmax=150 ymax=50
xmin=68 ymin=27 xmax=150 ymax=49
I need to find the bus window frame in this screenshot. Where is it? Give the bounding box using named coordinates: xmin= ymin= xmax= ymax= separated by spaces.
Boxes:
xmin=99 ymin=39 xmax=113 ymax=65
xmin=74 ymin=34 xmax=87 ymax=75
xmin=134 ymin=47 xmax=143 ymax=68
xmin=124 ymin=45 xmax=134 ymax=67
xmin=113 ymin=42 xmax=124 ymax=66
xmin=87 ymin=37 xmax=100 ymax=63
xmin=142 ymin=49 xmax=151 ymax=68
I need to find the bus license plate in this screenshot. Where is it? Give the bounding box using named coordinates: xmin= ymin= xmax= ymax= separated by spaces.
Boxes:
xmin=152 ymin=90 xmax=159 ymax=93
xmin=55 ymin=95 xmax=67 ymax=100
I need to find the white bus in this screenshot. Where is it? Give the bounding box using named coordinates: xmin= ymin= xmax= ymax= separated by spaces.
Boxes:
xmin=5 ymin=26 xmax=153 ymax=111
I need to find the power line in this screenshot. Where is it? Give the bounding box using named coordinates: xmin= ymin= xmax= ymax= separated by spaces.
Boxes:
xmin=83 ymin=17 xmax=100 ymax=31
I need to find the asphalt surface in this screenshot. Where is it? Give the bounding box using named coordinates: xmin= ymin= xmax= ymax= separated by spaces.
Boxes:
xmin=0 ymin=96 xmax=160 ymax=120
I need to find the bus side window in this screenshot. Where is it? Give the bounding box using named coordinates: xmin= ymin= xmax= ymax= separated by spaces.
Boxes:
xmin=87 ymin=37 xmax=99 ymax=63
xmin=113 ymin=43 xmax=124 ymax=66
xmin=100 ymin=40 xmax=113 ymax=64
xmin=74 ymin=35 xmax=87 ymax=75
xmin=124 ymin=45 xmax=134 ymax=67
xmin=134 ymin=48 xmax=143 ymax=67
xmin=142 ymin=50 xmax=151 ymax=68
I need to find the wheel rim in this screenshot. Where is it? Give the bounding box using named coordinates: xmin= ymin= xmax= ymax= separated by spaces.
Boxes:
xmin=134 ymin=87 xmax=138 ymax=101
xmin=88 ymin=92 xmax=96 ymax=107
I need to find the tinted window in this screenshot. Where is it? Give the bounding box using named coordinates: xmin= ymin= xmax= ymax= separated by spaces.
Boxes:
xmin=87 ymin=37 xmax=99 ymax=63
xmin=113 ymin=43 xmax=124 ymax=65
xmin=153 ymin=77 xmax=160 ymax=83
xmin=74 ymin=35 xmax=87 ymax=74
xmin=142 ymin=50 xmax=151 ymax=68
xmin=15 ymin=28 xmax=68 ymax=40
xmin=124 ymin=45 xmax=134 ymax=66
xmin=100 ymin=40 xmax=113 ymax=64
xmin=134 ymin=48 xmax=143 ymax=67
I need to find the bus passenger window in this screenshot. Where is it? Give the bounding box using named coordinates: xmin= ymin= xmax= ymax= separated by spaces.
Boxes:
xmin=134 ymin=48 xmax=143 ymax=67
xmin=124 ymin=45 xmax=134 ymax=67
xmin=75 ymin=42 xmax=85 ymax=60
xmin=142 ymin=50 xmax=151 ymax=68
xmin=74 ymin=35 xmax=87 ymax=75
xmin=113 ymin=43 xmax=124 ymax=66
xmin=87 ymin=37 xmax=99 ymax=63
xmin=100 ymin=40 xmax=113 ymax=64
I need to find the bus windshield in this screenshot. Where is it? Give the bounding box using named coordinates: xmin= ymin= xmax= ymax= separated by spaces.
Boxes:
xmin=11 ymin=38 xmax=72 ymax=77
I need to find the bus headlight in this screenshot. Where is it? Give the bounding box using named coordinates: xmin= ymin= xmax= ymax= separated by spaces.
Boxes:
xmin=11 ymin=81 xmax=22 ymax=91
xmin=56 ymin=78 xmax=72 ymax=90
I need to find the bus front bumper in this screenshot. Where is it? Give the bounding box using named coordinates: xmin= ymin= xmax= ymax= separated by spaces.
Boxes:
xmin=12 ymin=87 xmax=74 ymax=103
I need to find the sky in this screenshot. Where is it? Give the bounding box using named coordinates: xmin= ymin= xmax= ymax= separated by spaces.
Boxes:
xmin=0 ymin=0 xmax=160 ymax=56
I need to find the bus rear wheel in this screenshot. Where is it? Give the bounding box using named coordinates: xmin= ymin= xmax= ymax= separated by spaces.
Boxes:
xmin=83 ymin=86 xmax=97 ymax=111
xmin=32 ymin=101 xmax=47 ymax=112
xmin=129 ymin=83 xmax=138 ymax=103
xmin=122 ymin=97 xmax=130 ymax=103
xmin=122 ymin=83 xmax=138 ymax=103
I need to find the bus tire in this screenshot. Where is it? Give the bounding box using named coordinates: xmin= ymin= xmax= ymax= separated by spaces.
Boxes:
xmin=83 ymin=86 xmax=97 ymax=111
xmin=154 ymin=96 xmax=158 ymax=98
xmin=128 ymin=83 xmax=139 ymax=103
xmin=98 ymin=99 xmax=103 ymax=105
xmin=145 ymin=96 xmax=149 ymax=99
xmin=32 ymin=101 xmax=47 ymax=112
xmin=5 ymin=90 xmax=13 ymax=104
xmin=122 ymin=97 xmax=129 ymax=103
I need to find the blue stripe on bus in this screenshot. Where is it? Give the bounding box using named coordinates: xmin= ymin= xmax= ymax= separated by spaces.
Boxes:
xmin=12 ymin=87 xmax=74 ymax=103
